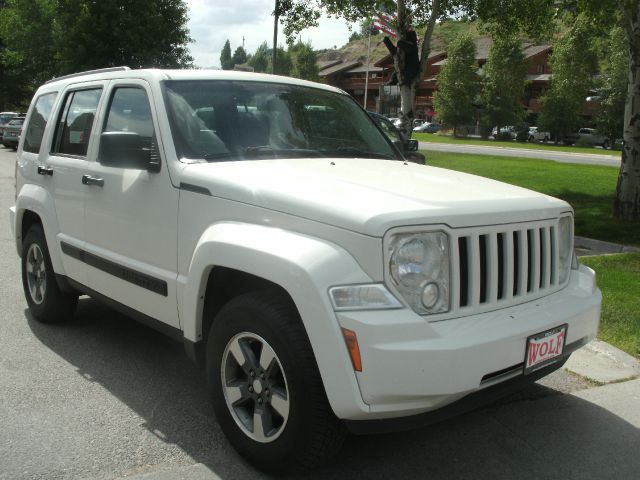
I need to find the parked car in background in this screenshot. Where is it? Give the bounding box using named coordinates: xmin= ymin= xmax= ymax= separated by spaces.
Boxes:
xmin=368 ymin=111 xmax=425 ymax=164
xmin=393 ymin=118 xmax=426 ymax=129
xmin=528 ymin=127 xmax=550 ymax=143
xmin=491 ymin=126 xmax=517 ymax=139
xmin=0 ymin=111 xmax=20 ymax=140
xmin=413 ymin=121 xmax=439 ymax=134
xmin=1 ymin=116 xmax=26 ymax=150
xmin=569 ymin=128 xmax=610 ymax=148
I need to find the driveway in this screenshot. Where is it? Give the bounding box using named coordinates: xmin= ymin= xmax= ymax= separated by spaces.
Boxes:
xmin=419 ymin=141 xmax=622 ymax=167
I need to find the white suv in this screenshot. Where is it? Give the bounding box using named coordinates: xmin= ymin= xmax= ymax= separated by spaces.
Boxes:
xmin=10 ymin=67 xmax=601 ymax=473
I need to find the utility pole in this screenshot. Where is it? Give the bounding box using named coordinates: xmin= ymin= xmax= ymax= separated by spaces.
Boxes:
xmin=272 ymin=0 xmax=279 ymax=74
xmin=364 ymin=20 xmax=372 ymax=110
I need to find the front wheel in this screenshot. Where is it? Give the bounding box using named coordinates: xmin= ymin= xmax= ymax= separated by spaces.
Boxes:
xmin=21 ymin=225 xmax=78 ymax=323
xmin=207 ymin=290 xmax=346 ymax=474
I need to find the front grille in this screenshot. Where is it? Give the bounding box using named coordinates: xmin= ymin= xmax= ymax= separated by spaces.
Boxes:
xmin=453 ymin=220 xmax=560 ymax=312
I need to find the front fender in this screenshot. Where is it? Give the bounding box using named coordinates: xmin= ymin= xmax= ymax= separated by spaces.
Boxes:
xmin=179 ymin=222 xmax=373 ymax=418
xmin=14 ymin=184 xmax=64 ymax=274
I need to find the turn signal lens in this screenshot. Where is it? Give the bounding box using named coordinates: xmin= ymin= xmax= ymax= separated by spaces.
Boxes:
xmin=341 ymin=328 xmax=362 ymax=372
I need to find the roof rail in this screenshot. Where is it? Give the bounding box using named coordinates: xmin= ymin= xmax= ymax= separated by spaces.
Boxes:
xmin=44 ymin=66 xmax=131 ymax=85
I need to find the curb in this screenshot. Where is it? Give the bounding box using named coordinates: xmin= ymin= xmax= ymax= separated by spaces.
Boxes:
xmin=574 ymin=236 xmax=640 ymax=256
xmin=564 ymin=339 xmax=640 ymax=385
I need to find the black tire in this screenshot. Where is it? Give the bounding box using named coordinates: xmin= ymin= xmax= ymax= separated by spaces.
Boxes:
xmin=603 ymin=140 xmax=610 ymax=149
xmin=543 ymin=136 xmax=549 ymax=142
xmin=206 ymin=290 xmax=346 ymax=474
xmin=21 ymin=224 xmax=78 ymax=323
xmin=528 ymin=135 xmax=534 ymax=143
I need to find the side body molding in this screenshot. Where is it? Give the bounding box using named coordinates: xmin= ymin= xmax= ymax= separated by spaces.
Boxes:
xmin=178 ymin=222 xmax=373 ymax=418
xmin=14 ymin=184 xmax=64 ymax=273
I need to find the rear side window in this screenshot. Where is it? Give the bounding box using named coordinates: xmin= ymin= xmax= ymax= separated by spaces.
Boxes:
xmin=53 ymin=88 xmax=102 ymax=157
xmin=23 ymin=93 xmax=57 ymax=154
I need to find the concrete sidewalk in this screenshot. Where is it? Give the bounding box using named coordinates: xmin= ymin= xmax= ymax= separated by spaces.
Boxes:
xmin=575 ymin=235 xmax=640 ymax=257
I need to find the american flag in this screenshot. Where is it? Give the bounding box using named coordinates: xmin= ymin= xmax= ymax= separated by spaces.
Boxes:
xmin=372 ymin=11 xmax=397 ymax=38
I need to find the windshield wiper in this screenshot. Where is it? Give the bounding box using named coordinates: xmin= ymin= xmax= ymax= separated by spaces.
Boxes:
xmin=202 ymin=152 xmax=232 ymax=161
xmin=243 ymin=146 xmax=325 ymax=158
xmin=324 ymin=146 xmax=395 ymax=160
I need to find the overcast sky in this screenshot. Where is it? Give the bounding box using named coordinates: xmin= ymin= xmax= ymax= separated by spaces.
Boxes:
xmin=185 ymin=0 xmax=355 ymax=68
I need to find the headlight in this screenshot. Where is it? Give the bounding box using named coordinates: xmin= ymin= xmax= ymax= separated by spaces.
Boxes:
xmin=388 ymin=231 xmax=450 ymax=314
xmin=558 ymin=215 xmax=573 ymax=284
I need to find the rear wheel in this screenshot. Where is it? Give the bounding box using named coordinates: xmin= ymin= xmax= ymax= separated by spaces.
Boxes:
xmin=207 ymin=290 xmax=346 ymax=474
xmin=21 ymin=225 xmax=78 ymax=323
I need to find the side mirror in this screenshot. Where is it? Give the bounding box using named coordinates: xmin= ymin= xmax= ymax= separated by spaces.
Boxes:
xmin=407 ymin=139 xmax=419 ymax=151
xmin=98 ymin=131 xmax=158 ymax=171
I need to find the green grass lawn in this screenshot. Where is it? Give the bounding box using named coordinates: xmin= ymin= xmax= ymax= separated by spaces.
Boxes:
xmin=423 ymin=151 xmax=640 ymax=247
xmin=581 ymin=253 xmax=640 ymax=359
xmin=414 ymin=132 xmax=622 ymax=157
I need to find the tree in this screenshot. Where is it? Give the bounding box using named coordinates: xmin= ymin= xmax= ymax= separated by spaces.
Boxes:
xmin=267 ymin=47 xmax=292 ymax=76
xmin=232 ymin=46 xmax=248 ymax=66
xmin=537 ymin=15 xmax=598 ymax=142
xmin=220 ymin=40 xmax=233 ymax=70
xmin=433 ymin=34 xmax=479 ymax=136
xmin=0 ymin=0 xmax=193 ymax=106
xmin=480 ymin=33 xmax=526 ymax=138
xmin=596 ymin=27 xmax=628 ymax=150
xmin=607 ymin=0 xmax=640 ymax=220
xmin=248 ymin=42 xmax=270 ymax=73
xmin=289 ymin=41 xmax=319 ymax=80
xmin=0 ymin=0 xmax=58 ymax=97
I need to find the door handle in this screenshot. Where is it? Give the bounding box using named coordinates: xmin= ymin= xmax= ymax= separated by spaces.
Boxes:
xmin=37 ymin=166 xmax=53 ymax=176
xmin=82 ymin=175 xmax=104 ymax=187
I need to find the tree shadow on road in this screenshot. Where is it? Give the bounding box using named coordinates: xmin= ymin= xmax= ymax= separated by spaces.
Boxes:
xmin=27 ymin=298 xmax=640 ymax=480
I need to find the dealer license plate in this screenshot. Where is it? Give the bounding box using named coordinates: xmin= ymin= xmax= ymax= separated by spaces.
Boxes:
xmin=524 ymin=325 xmax=567 ymax=374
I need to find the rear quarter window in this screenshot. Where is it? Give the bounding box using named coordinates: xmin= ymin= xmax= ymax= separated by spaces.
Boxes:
xmin=23 ymin=93 xmax=58 ymax=154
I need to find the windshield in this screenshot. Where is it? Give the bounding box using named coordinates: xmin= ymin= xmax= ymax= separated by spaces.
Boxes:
xmin=163 ymin=80 xmax=399 ymax=162
xmin=0 ymin=114 xmax=17 ymax=124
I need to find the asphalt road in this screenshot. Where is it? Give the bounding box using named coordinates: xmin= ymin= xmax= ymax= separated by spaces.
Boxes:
xmin=1 ymin=145 xmax=639 ymax=480
xmin=419 ymin=141 xmax=622 ymax=167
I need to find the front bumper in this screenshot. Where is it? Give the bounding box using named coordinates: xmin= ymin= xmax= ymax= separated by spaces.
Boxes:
xmin=345 ymin=336 xmax=587 ymax=434
xmin=335 ymin=264 xmax=600 ymax=421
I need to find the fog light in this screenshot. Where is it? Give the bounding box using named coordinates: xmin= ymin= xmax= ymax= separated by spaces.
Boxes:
xmin=421 ymin=282 xmax=439 ymax=309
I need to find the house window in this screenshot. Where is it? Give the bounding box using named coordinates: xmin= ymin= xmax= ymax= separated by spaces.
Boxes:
xmin=537 ymin=63 xmax=545 ymax=74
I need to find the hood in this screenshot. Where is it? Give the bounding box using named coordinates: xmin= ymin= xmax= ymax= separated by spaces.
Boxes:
xmin=180 ymin=158 xmax=570 ymax=236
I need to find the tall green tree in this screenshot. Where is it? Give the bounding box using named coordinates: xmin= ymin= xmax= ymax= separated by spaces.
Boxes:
xmin=267 ymin=47 xmax=292 ymax=76
xmin=232 ymin=46 xmax=248 ymax=66
xmin=537 ymin=14 xmax=597 ymax=143
xmin=289 ymin=41 xmax=319 ymax=80
xmin=248 ymin=42 xmax=269 ymax=73
xmin=220 ymin=40 xmax=233 ymax=70
xmin=0 ymin=0 xmax=192 ymax=107
xmin=480 ymin=34 xmax=526 ymax=137
xmin=0 ymin=0 xmax=58 ymax=97
xmin=433 ymin=34 xmax=479 ymax=136
xmin=596 ymin=27 xmax=628 ymax=150
xmin=53 ymin=0 xmax=192 ymax=73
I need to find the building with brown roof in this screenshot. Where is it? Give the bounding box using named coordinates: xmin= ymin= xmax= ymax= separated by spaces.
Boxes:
xmin=318 ymin=37 xmax=563 ymax=121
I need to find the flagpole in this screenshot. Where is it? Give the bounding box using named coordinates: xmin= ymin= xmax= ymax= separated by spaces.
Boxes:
xmin=364 ymin=20 xmax=372 ymax=110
